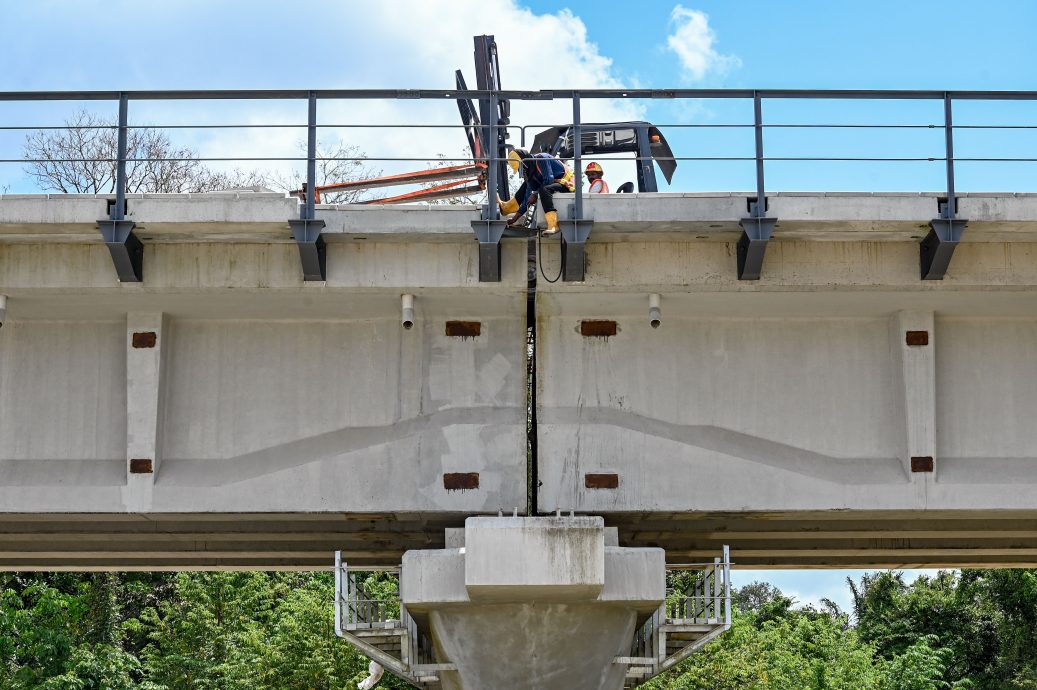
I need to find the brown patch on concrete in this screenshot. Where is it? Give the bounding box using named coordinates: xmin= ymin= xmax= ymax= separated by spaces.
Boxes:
xmin=129 ymin=458 xmax=154 ymax=474
xmin=905 ymin=331 xmax=929 ymax=346
xmin=585 ymin=473 xmax=619 ymax=489
xmin=443 ymin=472 xmax=479 ymax=490
xmin=131 ymin=332 xmax=157 ymax=348
xmin=911 ymin=456 xmax=934 ymax=473
xmin=581 ymin=320 xmax=617 ymax=338
xmin=445 ymin=321 xmax=481 ymax=338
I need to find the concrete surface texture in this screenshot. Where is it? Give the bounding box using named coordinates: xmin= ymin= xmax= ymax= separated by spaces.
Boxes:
xmin=401 ymin=516 xmax=664 ymax=690
xmin=3 ymin=192 xmax=1037 ymax=568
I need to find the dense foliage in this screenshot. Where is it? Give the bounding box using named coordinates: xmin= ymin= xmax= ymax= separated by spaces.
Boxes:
xmin=0 ymin=572 xmax=406 ymax=690
xmin=652 ymin=569 xmax=1037 ymax=690
xmin=1 ymin=569 xmax=1035 ymax=689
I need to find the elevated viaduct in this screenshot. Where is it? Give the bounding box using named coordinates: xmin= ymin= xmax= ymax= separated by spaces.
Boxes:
xmin=3 ymin=190 xmax=1037 ymax=570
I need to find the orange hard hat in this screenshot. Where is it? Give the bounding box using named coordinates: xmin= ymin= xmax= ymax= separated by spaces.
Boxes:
xmin=584 ymin=161 xmax=603 ymax=175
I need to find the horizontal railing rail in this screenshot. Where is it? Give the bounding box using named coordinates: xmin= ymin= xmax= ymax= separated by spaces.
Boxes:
xmin=3 ymin=87 xmax=1035 ymax=282
xmin=4 ymin=88 xmax=1037 ymax=100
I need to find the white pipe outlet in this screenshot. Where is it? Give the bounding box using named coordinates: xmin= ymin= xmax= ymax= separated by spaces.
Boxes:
xmin=648 ymin=293 xmax=661 ymax=329
xmin=401 ymin=294 xmax=415 ymax=330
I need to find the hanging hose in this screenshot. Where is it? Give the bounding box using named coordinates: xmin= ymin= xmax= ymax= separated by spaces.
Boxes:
xmin=521 ymin=201 xmax=562 ymax=284
xmin=537 ymin=228 xmax=563 ymax=284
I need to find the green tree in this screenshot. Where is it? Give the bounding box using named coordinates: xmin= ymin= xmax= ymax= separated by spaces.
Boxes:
xmin=881 ymin=635 xmax=954 ymax=690
xmin=646 ymin=589 xmax=885 ymax=690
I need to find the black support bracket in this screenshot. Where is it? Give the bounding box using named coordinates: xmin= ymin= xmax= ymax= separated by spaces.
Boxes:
xmin=96 ymin=219 xmax=143 ymax=282
xmin=737 ymin=214 xmax=777 ymax=280
xmin=920 ymin=217 xmax=967 ymax=280
xmin=560 ymin=218 xmax=594 ymax=282
xmin=471 ymin=219 xmax=508 ymax=282
xmin=288 ymin=218 xmax=328 ymax=281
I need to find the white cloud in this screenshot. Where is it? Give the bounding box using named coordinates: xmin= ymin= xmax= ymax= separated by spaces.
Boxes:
xmin=666 ymin=5 xmax=741 ymax=82
xmin=0 ymin=1 xmax=649 ymax=194
xmin=184 ymin=1 xmax=643 ymax=196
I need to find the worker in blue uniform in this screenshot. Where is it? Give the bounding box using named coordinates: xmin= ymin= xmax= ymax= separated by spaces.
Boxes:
xmin=498 ymin=148 xmax=575 ymax=235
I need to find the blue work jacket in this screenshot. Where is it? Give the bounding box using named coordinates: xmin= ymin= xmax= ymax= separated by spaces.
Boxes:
xmin=519 ymin=154 xmax=568 ymax=214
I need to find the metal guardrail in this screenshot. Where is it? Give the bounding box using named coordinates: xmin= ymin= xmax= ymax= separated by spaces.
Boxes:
xmin=4 ymin=88 xmax=1036 ymax=216
xmin=623 ymin=545 xmax=732 ymax=685
xmin=334 ymin=554 xmax=446 ymax=686
xmin=2 ymin=88 xmax=1035 ymax=283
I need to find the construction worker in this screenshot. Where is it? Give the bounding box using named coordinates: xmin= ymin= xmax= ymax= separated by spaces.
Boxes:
xmin=585 ymin=162 xmax=609 ymax=193
xmin=498 ymin=148 xmax=575 ymax=235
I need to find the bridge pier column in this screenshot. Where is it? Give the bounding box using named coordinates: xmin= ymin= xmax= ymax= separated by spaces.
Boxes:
xmin=401 ymin=516 xmax=664 ymax=689
xmin=121 ymin=312 xmax=169 ymax=511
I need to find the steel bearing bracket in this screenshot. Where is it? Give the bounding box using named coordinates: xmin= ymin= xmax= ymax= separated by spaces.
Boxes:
xmin=920 ymin=217 xmax=967 ymax=280
xmin=97 ymin=219 xmax=144 ymax=283
xmin=289 ymin=218 xmax=327 ymax=282
xmin=471 ymin=219 xmax=509 ymax=282
xmin=737 ymin=212 xmax=777 ymax=281
xmin=560 ymin=218 xmax=594 ymax=282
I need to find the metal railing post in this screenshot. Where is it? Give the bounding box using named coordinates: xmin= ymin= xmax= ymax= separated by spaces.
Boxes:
xmin=573 ymin=92 xmax=583 ymax=220
xmin=113 ymin=93 xmax=128 ymax=221
xmin=305 ymin=91 xmax=317 ymax=221
xmin=560 ymin=91 xmax=592 ymax=281
xmin=723 ymin=545 xmax=732 ymax=626
xmin=753 ymin=91 xmax=765 ymax=219
xmin=943 ymin=93 xmax=956 ymax=219
xmin=334 ymin=552 xmax=344 ymax=636
xmin=713 ymin=557 xmax=721 ymax=621
xmin=920 ymin=92 xmax=967 ymax=279
xmin=288 ymin=91 xmax=327 ymax=280
xmin=481 ymin=88 xmax=499 ymax=222
xmin=737 ymin=91 xmax=777 ymax=279
xmin=95 ymin=91 xmax=144 ymax=281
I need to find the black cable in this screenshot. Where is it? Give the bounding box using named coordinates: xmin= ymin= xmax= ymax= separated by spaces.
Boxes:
xmin=537 ymin=224 xmax=563 ymax=284
xmin=517 ymin=199 xmax=562 ymax=283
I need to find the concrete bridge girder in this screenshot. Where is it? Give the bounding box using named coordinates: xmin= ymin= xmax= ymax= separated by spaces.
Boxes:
xmin=3 ymin=192 xmax=1037 ymax=568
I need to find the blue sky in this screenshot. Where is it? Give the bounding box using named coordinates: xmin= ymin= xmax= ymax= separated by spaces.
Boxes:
xmin=0 ymin=0 xmax=1024 ymax=606
xmin=2 ymin=0 xmax=1036 ymax=194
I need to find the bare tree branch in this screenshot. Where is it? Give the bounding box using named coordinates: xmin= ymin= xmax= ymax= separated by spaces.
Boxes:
xmin=22 ymin=111 xmax=269 ymax=194
xmin=260 ymin=141 xmax=379 ymax=204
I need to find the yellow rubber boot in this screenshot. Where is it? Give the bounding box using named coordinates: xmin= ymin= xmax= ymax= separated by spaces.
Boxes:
xmin=542 ymin=210 xmax=560 ymax=236
xmin=498 ymin=196 xmax=519 ymax=215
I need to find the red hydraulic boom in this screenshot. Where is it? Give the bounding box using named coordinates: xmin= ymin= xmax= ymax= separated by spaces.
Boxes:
xmin=293 ymin=162 xmax=486 ymax=205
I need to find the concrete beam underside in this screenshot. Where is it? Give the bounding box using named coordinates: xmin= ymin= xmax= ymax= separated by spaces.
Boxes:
xmin=2 ymin=511 xmax=1037 ymax=570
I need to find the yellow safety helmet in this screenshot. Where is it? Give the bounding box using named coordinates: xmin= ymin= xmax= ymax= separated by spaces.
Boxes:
xmin=584 ymin=162 xmax=603 ymax=175
xmin=508 ymin=148 xmax=530 ymax=173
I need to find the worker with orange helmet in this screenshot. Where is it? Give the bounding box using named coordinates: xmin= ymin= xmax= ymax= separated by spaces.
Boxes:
xmin=585 ymin=162 xmax=609 ymax=194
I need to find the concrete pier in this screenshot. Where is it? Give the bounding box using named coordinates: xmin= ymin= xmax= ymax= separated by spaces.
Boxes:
xmin=402 ymin=516 xmax=665 ymax=689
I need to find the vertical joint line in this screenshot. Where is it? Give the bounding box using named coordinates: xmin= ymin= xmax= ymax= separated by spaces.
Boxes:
xmin=526 ymin=233 xmax=538 ymax=515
